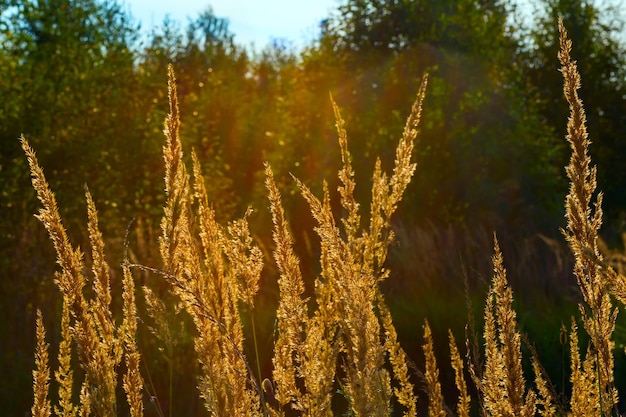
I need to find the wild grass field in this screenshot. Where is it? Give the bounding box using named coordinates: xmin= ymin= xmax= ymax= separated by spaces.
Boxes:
xmin=21 ymin=20 xmax=626 ymax=417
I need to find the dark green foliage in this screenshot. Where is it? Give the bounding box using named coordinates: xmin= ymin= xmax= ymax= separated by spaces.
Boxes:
xmin=314 ymin=0 xmax=566 ymax=229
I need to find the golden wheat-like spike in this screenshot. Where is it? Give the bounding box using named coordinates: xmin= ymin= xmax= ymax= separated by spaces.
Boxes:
xmin=389 ymin=73 xmax=427 ymax=210
xmin=193 ymin=150 xmax=262 ymax=415
xmin=568 ymin=318 xmax=599 ymax=416
xmin=156 ymin=67 xmax=262 ymax=416
xmin=365 ymin=75 xmax=428 ymax=280
xmin=559 ymin=19 xmax=618 ymax=413
xmin=85 ymin=187 xmax=121 ymax=382
xmin=297 ymin=175 xmax=392 ymax=416
xmin=32 ymin=310 xmax=51 ymax=417
xmin=423 ymin=320 xmax=445 ymax=417
xmin=290 ymin=76 xmax=428 ymax=416
xmin=21 ymin=136 xmax=86 ymax=306
xmin=481 ymin=237 xmax=537 ymax=416
xmin=123 ymin=350 xmax=144 ymax=417
xmin=54 ymin=299 xmax=76 ymax=417
xmin=448 ymin=330 xmax=470 ymax=417
xmin=266 ymin=163 xmax=307 ymax=409
xmin=85 ymin=186 xmax=113 ymax=330
xmin=223 ymin=210 xmax=263 ymax=309
xmin=367 ymin=74 xmax=428 ymax=281
xmin=84 ymin=188 xmax=119 ymax=417
xmin=377 ymin=292 xmax=417 ymax=417
xmin=121 ymin=261 xmax=144 ymax=417
xmin=160 ymin=65 xmax=193 ymax=278
xmin=491 ymin=237 xmax=532 ymax=416
xmin=559 ymin=19 xmax=602 ymax=315
xmin=23 ymin=136 xmax=118 ymax=417
xmin=332 ymin=94 xmax=361 ymax=243
xmin=532 ymin=351 xmax=556 ymax=417
xmin=481 ymin=261 xmax=506 ymax=415
xmin=78 ymin=379 xmax=91 ymax=417
xmin=163 ymin=64 xmax=182 ymax=196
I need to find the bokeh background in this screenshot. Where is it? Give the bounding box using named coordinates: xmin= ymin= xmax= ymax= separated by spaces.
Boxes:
xmin=2 ymin=0 xmax=626 ymax=414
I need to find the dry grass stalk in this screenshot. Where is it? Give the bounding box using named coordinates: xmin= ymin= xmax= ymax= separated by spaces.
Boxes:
xmin=86 ymin=186 xmax=115 ymax=350
xmin=295 ymin=160 xmax=393 ymax=416
xmin=480 ymin=237 xmax=536 ymax=417
xmin=32 ymin=310 xmax=51 ymax=417
xmin=278 ymin=74 xmax=427 ymax=416
xmin=121 ymin=259 xmax=144 ymax=417
xmin=266 ymin=163 xmax=312 ymax=412
xmin=378 ymin=291 xmax=417 ymax=417
xmin=558 ymin=19 xmax=619 ymax=414
xmin=154 ymin=64 xmax=263 ymax=416
xmin=267 ymin=161 xmax=339 ymax=416
xmin=448 ymin=330 xmax=470 ymax=417
xmin=531 ymin=352 xmax=556 ymax=417
xmin=23 ymin=136 xmax=126 ymax=417
xmin=78 ymin=381 xmax=92 ymax=417
xmin=55 ymin=299 xmax=76 ymax=417
xmin=422 ymin=320 xmax=445 ymax=417
xmin=568 ymin=318 xmax=600 ymax=416
xmin=84 ymin=186 xmax=123 ymax=416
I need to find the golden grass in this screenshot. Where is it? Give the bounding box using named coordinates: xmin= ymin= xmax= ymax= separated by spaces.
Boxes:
xmin=121 ymin=260 xmax=144 ymax=417
xmin=479 ymin=237 xmax=537 ymax=416
xmin=24 ymin=136 xmax=121 ymax=417
xmin=55 ymin=300 xmax=76 ymax=417
xmin=422 ymin=320 xmax=445 ymax=417
xmin=25 ymin=22 xmax=626 ymax=416
xmin=32 ymin=310 xmax=51 ymax=417
xmin=448 ymin=329 xmax=470 ymax=417
xmin=558 ymin=17 xmax=621 ymax=416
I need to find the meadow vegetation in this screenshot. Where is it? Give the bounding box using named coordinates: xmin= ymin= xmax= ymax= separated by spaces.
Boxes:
xmin=20 ymin=19 xmax=626 ymax=416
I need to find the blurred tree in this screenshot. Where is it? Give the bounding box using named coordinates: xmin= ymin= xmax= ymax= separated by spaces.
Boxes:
xmin=307 ymin=0 xmax=564 ymax=231
xmin=138 ymin=8 xmax=251 ymax=219
xmin=0 ymin=0 xmax=141 ymax=229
